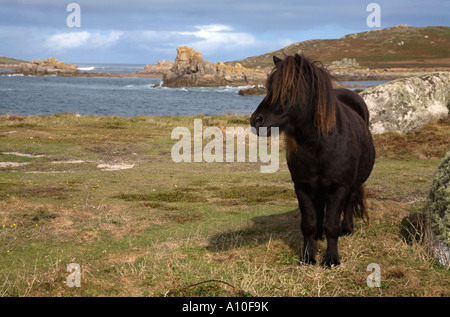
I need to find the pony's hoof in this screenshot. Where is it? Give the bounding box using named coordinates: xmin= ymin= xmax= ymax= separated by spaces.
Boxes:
xmin=323 ymin=255 xmax=340 ymax=268
xmin=301 ymin=253 xmax=316 ymax=265
xmin=300 ymin=258 xmax=316 ymax=266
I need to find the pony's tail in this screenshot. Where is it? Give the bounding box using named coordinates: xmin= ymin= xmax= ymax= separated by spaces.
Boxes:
xmin=353 ymin=185 xmax=369 ymax=223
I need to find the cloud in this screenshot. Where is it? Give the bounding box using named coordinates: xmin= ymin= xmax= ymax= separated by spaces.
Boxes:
xmin=45 ymin=31 xmax=123 ymax=51
xmin=178 ymin=24 xmax=255 ymax=46
xmin=180 ymin=24 xmax=233 ymax=35
xmin=174 ymin=24 xmax=257 ymax=60
xmin=278 ymin=38 xmax=294 ymax=47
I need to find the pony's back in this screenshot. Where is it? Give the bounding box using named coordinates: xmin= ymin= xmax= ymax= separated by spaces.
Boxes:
xmin=334 ymin=88 xmax=370 ymax=125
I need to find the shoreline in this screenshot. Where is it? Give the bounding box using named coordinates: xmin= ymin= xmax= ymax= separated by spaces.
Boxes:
xmin=3 ymin=65 xmax=449 ymax=82
xmin=3 ymin=59 xmax=450 ymax=82
xmin=0 ymin=68 xmax=163 ymax=78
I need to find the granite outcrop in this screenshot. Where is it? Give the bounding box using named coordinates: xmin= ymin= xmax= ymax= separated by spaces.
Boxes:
xmin=162 ymin=47 xmax=267 ymax=87
xmin=360 ymin=72 xmax=450 ymax=134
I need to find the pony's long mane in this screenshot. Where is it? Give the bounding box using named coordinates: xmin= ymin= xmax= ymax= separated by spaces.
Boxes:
xmin=267 ymin=54 xmax=336 ymax=137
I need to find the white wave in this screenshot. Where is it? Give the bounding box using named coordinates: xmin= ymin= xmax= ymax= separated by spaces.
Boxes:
xmin=78 ymin=66 xmax=95 ymax=71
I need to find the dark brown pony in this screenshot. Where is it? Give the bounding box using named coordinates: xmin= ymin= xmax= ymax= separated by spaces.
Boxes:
xmin=250 ymin=54 xmax=375 ymax=267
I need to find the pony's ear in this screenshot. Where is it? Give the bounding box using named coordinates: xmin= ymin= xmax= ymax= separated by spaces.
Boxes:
xmin=273 ymin=56 xmax=282 ymax=65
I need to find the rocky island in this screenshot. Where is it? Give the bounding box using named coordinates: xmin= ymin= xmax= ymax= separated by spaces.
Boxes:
xmin=7 ymin=57 xmax=160 ymax=78
xmin=13 ymin=57 xmax=81 ymax=76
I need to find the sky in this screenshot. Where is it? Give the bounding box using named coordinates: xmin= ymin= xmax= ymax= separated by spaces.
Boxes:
xmin=0 ymin=0 xmax=449 ymax=64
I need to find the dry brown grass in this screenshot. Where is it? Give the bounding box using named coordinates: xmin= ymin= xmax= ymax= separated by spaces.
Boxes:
xmin=374 ymin=117 xmax=450 ymax=160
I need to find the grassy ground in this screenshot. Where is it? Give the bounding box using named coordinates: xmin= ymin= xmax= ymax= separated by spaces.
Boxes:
xmin=0 ymin=114 xmax=449 ymax=297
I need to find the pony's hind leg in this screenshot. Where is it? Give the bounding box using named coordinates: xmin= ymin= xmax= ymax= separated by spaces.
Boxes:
xmin=341 ymin=192 xmax=355 ymax=236
xmin=323 ymin=185 xmax=348 ymax=267
xmin=341 ymin=185 xmax=367 ymax=236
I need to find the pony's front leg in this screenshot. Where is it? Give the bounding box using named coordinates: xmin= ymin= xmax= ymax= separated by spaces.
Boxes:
xmin=314 ymin=198 xmax=325 ymax=240
xmin=295 ymin=184 xmax=317 ymax=265
xmin=324 ymin=185 xmax=347 ymax=267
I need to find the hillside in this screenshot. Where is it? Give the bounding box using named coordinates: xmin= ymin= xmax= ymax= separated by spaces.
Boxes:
xmin=228 ymin=25 xmax=450 ymax=69
xmin=0 ymin=56 xmax=27 ymax=65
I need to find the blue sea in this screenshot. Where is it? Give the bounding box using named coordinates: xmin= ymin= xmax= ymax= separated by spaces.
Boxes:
xmin=0 ymin=63 xmax=387 ymax=117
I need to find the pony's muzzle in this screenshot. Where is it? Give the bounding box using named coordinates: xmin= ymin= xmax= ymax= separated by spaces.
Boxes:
xmin=250 ymin=115 xmax=264 ymax=129
xmin=251 ymin=114 xmax=275 ymax=136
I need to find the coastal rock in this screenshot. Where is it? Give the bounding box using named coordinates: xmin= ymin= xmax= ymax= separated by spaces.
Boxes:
xmin=238 ymin=86 xmax=266 ymax=96
xmin=424 ymin=151 xmax=450 ymax=268
xmin=329 ymin=58 xmax=360 ymax=70
xmin=162 ymin=47 xmax=267 ymax=87
xmin=15 ymin=57 xmax=80 ymax=76
xmin=135 ymin=59 xmax=174 ymax=76
xmin=360 ymin=72 xmax=450 ymax=134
